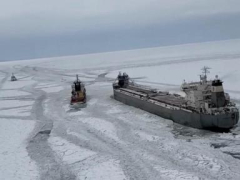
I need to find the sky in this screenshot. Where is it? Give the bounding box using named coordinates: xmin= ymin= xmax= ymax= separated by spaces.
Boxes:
xmin=0 ymin=0 xmax=240 ymax=61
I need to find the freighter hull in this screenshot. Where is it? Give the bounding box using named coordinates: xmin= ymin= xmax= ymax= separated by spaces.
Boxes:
xmin=114 ymin=89 xmax=239 ymax=130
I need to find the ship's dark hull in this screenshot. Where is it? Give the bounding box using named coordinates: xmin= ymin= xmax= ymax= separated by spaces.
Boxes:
xmin=114 ymin=89 xmax=239 ymax=130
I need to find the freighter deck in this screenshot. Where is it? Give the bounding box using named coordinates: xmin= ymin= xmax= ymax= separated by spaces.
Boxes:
xmin=151 ymin=95 xmax=186 ymax=107
xmin=119 ymin=86 xmax=187 ymax=107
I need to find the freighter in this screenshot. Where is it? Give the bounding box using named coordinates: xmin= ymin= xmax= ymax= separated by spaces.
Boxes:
xmin=112 ymin=68 xmax=239 ymax=130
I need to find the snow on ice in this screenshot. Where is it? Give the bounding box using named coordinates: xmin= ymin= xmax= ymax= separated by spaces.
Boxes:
xmin=0 ymin=119 xmax=39 ymax=180
xmin=0 ymin=39 xmax=240 ymax=179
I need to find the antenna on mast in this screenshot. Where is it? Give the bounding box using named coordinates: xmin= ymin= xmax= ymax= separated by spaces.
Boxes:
xmin=200 ymin=66 xmax=211 ymax=83
xmin=201 ymin=66 xmax=211 ymax=77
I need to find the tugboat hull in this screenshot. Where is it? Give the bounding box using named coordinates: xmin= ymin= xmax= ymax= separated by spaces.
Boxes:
xmin=70 ymin=94 xmax=86 ymax=109
xmin=114 ymin=89 xmax=239 ymax=130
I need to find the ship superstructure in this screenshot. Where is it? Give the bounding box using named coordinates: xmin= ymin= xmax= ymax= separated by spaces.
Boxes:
xmin=113 ymin=69 xmax=239 ymax=130
xmin=181 ymin=67 xmax=237 ymax=116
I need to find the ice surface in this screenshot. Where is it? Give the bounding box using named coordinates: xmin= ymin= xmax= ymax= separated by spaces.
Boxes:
xmin=2 ymin=77 xmax=35 ymax=90
xmin=77 ymin=159 xmax=127 ymax=180
xmin=1 ymin=39 xmax=240 ymax=180
xmin=78 ymin=117 xmax=120 ymax=142
xmin=35 ymin=83 xmax=64 ymax=93
xmin=156 ymin=167 xmax=200 ymax=180
xmin=0 ymin=100 xmax=33 ymax=116
xmin=49 ymin=136 xmax=96 ymax=165
xmin=0 ymin=119 xmax=39 ymax=180
xmin=0 ymin=90 xmax=30 ymax=97
xmin=0 ymin=100 xmax=33 ymax=109
xmin=0 ymin=106 xmax=32 ymax=117
xmin=40 ymin=86 xmax=64 ymax=93
xmin=134 ymin=130 xmax=161 ymax=142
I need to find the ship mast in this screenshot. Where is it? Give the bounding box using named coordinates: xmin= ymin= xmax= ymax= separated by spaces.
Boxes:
xmin=201 ymin=66 xmax=211 ymax=83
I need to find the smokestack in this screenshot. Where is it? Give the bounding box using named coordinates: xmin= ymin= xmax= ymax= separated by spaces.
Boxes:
xmin=211 ymin=76 xmax=225 ymax=107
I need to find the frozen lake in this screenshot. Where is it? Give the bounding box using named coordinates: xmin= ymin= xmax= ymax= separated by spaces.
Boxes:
xmin=0 ymin=39 xmax=240 ymax=180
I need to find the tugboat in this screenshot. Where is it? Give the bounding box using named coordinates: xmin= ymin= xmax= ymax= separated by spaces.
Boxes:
xmin=11 ymin=73 xmax=17 ymax=81
xmin=112 ymin=68 xmax=239 ymax=130
xmin=70 ymin=75 xmax=86 ymax=108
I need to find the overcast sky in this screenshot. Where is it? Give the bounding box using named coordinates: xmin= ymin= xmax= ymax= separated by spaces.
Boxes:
xmin=1 ymin=0 xmax=240 ymax=61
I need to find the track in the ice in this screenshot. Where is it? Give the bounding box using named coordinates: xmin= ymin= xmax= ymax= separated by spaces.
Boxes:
xmin=1 ymin=56 xmax=240 ymax=180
